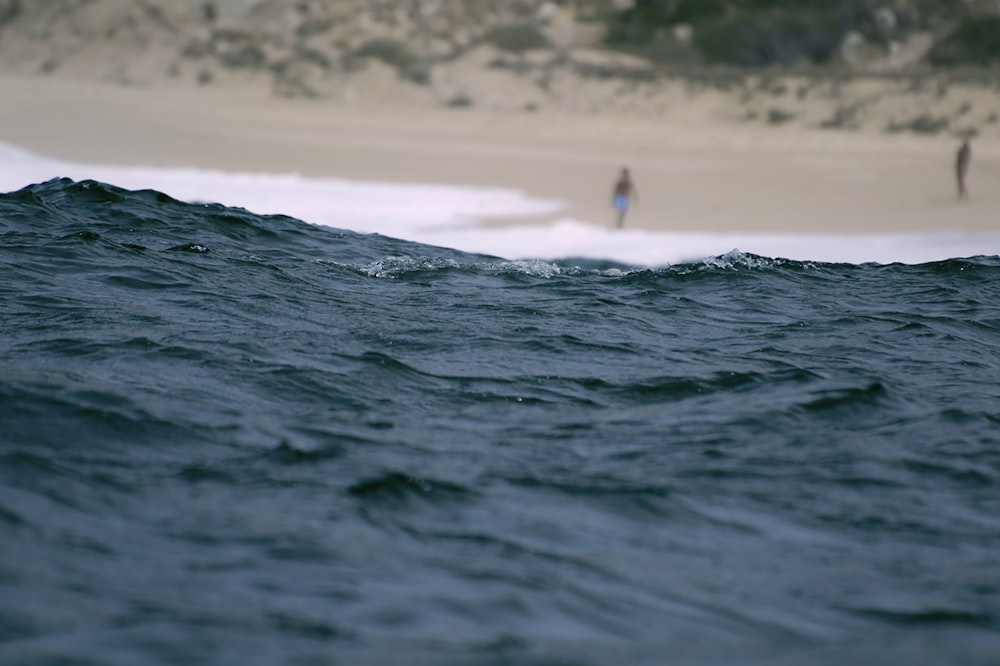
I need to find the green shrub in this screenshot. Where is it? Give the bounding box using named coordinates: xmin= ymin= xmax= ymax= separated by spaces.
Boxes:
xmin=605 ymin=0 xmax=728 ymax=47
xmin=767 ymin=108 xmax=795 ymax=124
xmin=446 ymin=94 xmax=473 ymax=108
xmin=694 ymin=9 xmax=847 ymax=66
xmin=886 ymin=115 xmax=950 ymax=135
xmin=608 ymin=1 xmax=862 ymax=66
xmin=615 ymin=35 xmax=701 ymax=66
xmin=482 ymin=23 xmax=550 ymax=53
xmin=604 ymin=0 xmax=975 ymax=67
xmin=928 ymin=16 xmax=1000 ymax=67
xmin=354 ymin=38 xmax=418 ymax=73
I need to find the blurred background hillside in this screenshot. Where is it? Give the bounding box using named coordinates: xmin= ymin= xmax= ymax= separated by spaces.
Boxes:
xmin=1 ymin=0 xmax=998 ymax=136
xmin=607 ymin=0 xmax=1000 ymax=69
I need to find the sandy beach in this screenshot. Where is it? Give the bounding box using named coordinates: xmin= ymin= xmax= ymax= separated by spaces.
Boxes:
xmin=1 ymin=75 xmax=997 ymax=235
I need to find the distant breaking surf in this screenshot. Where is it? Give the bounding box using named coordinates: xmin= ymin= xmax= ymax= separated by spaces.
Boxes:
xmin=1 ymin=141 xmax=997 ymax=266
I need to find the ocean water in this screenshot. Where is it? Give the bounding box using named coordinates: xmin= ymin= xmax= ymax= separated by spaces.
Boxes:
xmin=2 ymin=167 xmax=1000 ymax=664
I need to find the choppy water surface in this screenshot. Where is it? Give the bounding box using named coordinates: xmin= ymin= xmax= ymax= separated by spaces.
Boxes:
xmin=2 ymin=179 xmax=999 ymax=665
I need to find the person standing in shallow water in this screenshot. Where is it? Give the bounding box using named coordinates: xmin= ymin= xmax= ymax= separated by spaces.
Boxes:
xmin=956 ymin=139 xmax=972 ymax=199
xmin=612 ymin=167 xmax=637 ymax=228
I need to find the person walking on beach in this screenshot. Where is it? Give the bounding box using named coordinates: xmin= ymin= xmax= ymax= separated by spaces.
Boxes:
xmin=612 ymin=167 xmax=637 ymax=229
xmin=956 ymin=139 xmax=972 ymax=199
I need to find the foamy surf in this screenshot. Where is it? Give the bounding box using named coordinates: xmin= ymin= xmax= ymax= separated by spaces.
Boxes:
xmin=1 ymin=142 xmax=997 ymax=266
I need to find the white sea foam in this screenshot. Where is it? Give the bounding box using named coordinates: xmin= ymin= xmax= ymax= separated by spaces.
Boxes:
xmin=2 ymin=142 xmax=997 ymax=266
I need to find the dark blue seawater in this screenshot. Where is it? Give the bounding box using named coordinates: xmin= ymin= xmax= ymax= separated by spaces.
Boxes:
xmin=2 ymin=178 xmax=1000 ymax=665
